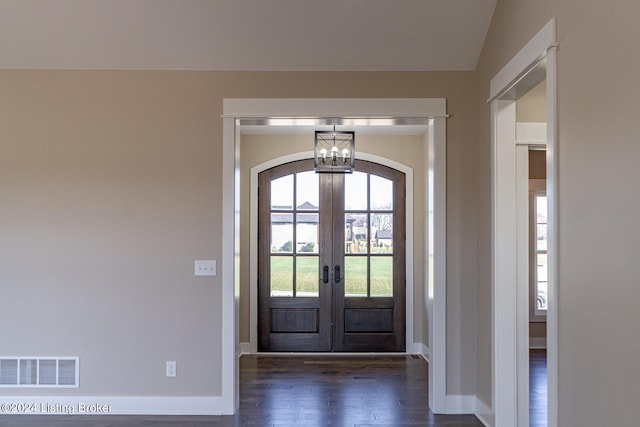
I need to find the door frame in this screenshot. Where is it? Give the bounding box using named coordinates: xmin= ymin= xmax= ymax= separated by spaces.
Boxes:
xmin=488 ymin=19 xmax=558 ymax=427
xmin=220 ymin=98 xmax=448 ymax=414
xmin=250 ymin=152 xmax=413 ymax=353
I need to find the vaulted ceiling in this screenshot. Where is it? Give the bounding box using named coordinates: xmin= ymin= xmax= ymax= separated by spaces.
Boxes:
xmin=0 ymin=0 xmax=497 ymax=71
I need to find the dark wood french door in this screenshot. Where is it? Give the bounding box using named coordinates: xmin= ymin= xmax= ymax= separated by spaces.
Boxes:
xmin=258 ymin=159 xmax=405 ymax=352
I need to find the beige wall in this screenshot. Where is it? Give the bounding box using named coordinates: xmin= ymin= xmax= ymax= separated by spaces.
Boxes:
xmin=517 ymin=80 xmax=547 ymax=123
xmin=0 ymin=70 xmax=479 ymax=397
xmin=529 ymin=322 xmax=547 ymax=341
xmin=0 ymin=71 xmax=223 ymax=396
xmin=476 ymin=0 xmax=640 ymax=424
xmin=239 ymin=134 xmax=426 ymax=345
xmin=8 ymin=3 xmax=636 ymax=416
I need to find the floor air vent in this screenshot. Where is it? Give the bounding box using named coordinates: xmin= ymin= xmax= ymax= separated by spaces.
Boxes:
xmin=0 ymin=357 xmax=79 ymax=388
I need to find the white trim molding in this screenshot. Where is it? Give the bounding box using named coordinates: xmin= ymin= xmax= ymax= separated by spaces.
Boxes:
xmin=545 ymin=39 xmax=559 ymax=427
xmin=445 ymin=395 xmax=476 ymax=414
xmin=491 ymin=98 xmax=519 ymax=426
xmin=239 ymin=342 xmax=253 ymax=355
xmin=221 ymin=116 xmax=239 ymax=415
xmin=475 ymin=397 xmax=495 ymax=427
xmin=489 ymin=18 xmax=558 ymax=427
xmin=489 ymin=19 xmax=558 ymax=102
xmin=427 ymin=116 xmax=447 ymax=414
xmin=223 ymin=98 xmax=448 ymax=415
xmin=443 ymin=395 xmax=496 ymax=425
xmin=420 ymin=344 xmax=431 ymax=363
xmin=222 ymin=98 xmax=448 ymax=119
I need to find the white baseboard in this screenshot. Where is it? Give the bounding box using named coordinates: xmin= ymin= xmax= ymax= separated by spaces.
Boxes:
xmin=0 ymin=396 xmax=226 ymax=416
xmin=420 ymin=343 xmax=430 ymax=362
xmin=239 ymin=342 xmax=428 ymax=357
xmin=530 ymin=337 xmax=547 ymax=349
xmin=442 ymin=393 xmax=494 ymax=426
xmin=239 ymin=342 xmax=253 ymax=355
xmin=445 ymin=394 xmax=476 ymax=414
xmin=474 ymin=397 xmax=494 ymax=427
xmin=406 ymin=342 xmax=423 ymax=355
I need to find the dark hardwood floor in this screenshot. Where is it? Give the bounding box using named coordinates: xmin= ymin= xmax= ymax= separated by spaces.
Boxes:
xmin=0 ymin=355 xmax=484 ymax=427
xmin=530 ymin=349 xmax=547 ymax=427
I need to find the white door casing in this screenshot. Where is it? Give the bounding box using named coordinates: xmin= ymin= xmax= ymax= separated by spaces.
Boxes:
xmin=221 ymin=98 xmax=448 ymax=414
xmin=489 ymin=19 xmax=558 ymax=427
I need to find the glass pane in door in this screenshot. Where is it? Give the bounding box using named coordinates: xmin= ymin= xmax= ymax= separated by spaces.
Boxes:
xmin=296 ymin=213 xmax=319 ymax=253
xmin=296 ymin=171 xmax=319 ymax=210
xmin=271 ymin=213 xmax=293 ymax=253
xmin=270 ymin=256 xmax=293 ymax=296
xmin=370 ymin=175 xmax=393 ymax=210
xmin=345 ymin=213 xmax=368 ymax=254
xmin=370 ymin=257 xmax=393 ymax=296
xmin=271 ymin=175 xmax=293 ymax=210
xmin=371 ymin=213 xmax=393 ymax=253
xmin=296 ymin=256 xmax=319 ymax=297
xmin=345 ymin=171 xmax=368 ymax=210
xmin=344 ymin=256 xmax=368 ymax=296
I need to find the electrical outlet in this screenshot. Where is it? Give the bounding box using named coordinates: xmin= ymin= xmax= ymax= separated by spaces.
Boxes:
xmin=166 ymin=361 xmax=176 ymax=377
xmin=194 ymin=260 xmax=216 ymax=276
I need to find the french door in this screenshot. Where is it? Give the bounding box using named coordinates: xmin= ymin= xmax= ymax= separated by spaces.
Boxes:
xmin=258 ymin=159 xmax=406 ymax=352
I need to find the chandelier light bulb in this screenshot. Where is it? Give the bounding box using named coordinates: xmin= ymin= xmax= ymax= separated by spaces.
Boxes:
xmin=331 ymin=146 xmax=339 ymax=162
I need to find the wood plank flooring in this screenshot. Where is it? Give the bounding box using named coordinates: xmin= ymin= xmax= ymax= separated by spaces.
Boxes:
xmin=0 ymin=355 xmax=484 ymax=427
xmin=530 ymin=349 xmax=548 ymax=427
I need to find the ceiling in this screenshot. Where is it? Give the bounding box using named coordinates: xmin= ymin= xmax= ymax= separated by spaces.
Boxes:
xmin=1 ymin=0 xmax=496 ymax=136
xmin=0 ymin=0 xmax=497 ymax=71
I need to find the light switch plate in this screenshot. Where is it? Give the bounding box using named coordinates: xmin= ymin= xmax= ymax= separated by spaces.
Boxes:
xmin=194 ymin=260 xmax=216 ymax=276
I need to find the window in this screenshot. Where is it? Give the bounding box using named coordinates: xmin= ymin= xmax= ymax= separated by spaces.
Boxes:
xmin=534 ymin=194 xmax=548 ymax=314
xmin=530 ymin=179 xmax=547 ymax=319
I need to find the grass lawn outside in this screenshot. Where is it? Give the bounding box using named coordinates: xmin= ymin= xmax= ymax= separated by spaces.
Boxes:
xmin=270 ymin=255 xmax=393 ymax=297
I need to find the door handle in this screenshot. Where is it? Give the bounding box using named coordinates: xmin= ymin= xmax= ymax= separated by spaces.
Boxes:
xmin=323 ymin=265 xmax=329 ymax=284
xmin=334 ymin=265 xmax=341 ymax=283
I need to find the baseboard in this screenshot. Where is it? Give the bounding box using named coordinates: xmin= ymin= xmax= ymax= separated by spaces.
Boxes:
xmin=529 ymin=337 xmax=547 ymax=349
xmin=439 ymin=393 xmax=494 ymax=425
xmin=474 ymin=397 xmax=494 ymax=427
xmin=444 ymin=394 xmax=476 ymax=414
xmin=0 ymin=396 xmax=225 ymax=416
xmin=406 ymin=342 xmax=423 ymax=355
xmin=420 ymin=343 xmax=430 ymax=362
xmin=240 ymin=342 xmax=428 ymax=357
xmin=239 ymin=342 xmax=253 ymax=355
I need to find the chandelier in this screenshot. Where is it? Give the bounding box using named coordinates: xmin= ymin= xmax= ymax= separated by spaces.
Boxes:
xmin=314 ymin=125 xmax=355 ymax=173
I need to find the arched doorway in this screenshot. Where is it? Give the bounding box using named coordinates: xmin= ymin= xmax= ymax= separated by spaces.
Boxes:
xmin=258 ymin=159 xmax=406 ymax=352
